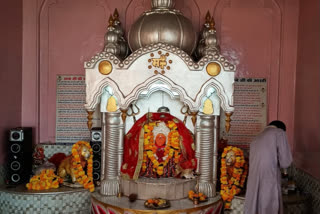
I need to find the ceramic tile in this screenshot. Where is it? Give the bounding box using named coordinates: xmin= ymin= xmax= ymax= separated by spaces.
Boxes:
xmin=289 ymin=165 xmax=320 ymax=213
xmin=79 ymin=209 xmax=91 ymax=214
xmin=42 ymin=144 xmax=73 ymax=158
xmin=227 ymin=165 xmax=320 ymax=214
xmin=0 ymin=185 xmax=91 ymax=213
xmin=230 ymin=196 xmax=244 ymax=214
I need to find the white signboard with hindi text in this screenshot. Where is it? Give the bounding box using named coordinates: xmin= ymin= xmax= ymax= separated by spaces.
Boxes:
xmin=220 ymin=78 xmax=267 ymax=148
xmin=56 ymin=75 xmax=100 ymax=143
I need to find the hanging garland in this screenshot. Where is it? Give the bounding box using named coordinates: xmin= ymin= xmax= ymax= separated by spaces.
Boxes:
xmin=71 ymin=141 xmax=95 ymax=192
xmin=142 ymin=121 xmax=181 ymax=176
xmin=220 ymin=146 xmax=248 ymax=209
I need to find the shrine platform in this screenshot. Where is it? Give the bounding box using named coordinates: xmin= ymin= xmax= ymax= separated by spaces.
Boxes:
xmin=92 ymin=193 xmax=223 ymax=214
xmin=121 ymin=177 xmax=196 ymax=200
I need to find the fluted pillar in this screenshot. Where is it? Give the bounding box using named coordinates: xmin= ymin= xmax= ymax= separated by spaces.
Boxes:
xmin=195 ymin=124 xmax=201 ymax=173
xmin=212 ymin=116 xmax=219 ymax=196
xmin=100 ymin=112 xmax=121 ymax=195
xmin=118 ymin=124 xmax=124 ymax=176
xmin=100 ymin=113 xmax=106 ymax=182
xmin=198 ymin=115 xmax=215 ymax=197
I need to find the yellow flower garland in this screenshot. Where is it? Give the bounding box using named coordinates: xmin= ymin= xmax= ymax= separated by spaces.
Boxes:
xmin=142 ymin=121 xmax=181 ymax=176
xmin=188 ymin=190 xmax=207 ymax=201
xmin=220 ymin=146 xmax=248 ymax=209
xmin=71 ymin=141 xmax=95 ymax=192
xmin=26 ymin=169 xmax=63 ymax=190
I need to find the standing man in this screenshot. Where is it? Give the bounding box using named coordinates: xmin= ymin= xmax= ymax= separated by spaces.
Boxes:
xmin=244 ymin=120 xmax=292 ymax=214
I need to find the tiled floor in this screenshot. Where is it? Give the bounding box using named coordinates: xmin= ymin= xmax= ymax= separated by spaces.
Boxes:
xmin=290 ymin=166 xmax=320 ymax=214
xmin=226 ymin=194 xmax=309 ymax=214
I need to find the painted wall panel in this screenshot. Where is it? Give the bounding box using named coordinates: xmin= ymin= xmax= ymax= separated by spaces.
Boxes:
xmin=217 ymin=1 xmax=283 ymax=134
xmin=39 ymin=0 xmax=110 ymax=142
xmin=0 ymin=0 xmax=23 ymax=164
xmin=294 ymin=0 xmax=320 ymax=179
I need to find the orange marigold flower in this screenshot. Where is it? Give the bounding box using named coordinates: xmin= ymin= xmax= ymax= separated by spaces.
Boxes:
xmin=220 ymin=146 xmax=248 ymax=209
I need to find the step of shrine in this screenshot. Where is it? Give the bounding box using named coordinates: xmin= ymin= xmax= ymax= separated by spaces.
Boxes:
xmin=121 ymin=177 xmax=196 ymax=200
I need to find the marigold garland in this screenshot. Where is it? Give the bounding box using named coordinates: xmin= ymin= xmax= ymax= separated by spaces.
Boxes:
xmin=142 ymin=121 xmax=181 ymax=176
xmin=188 ymin=190 xmax=207 ymax=201
xmin=71 ymin=141 xmax=95 ymax=192
xmin=220 ymin=146 xmax=248 ymax=209
xmin=26 ymin=169 xmax=63 ymax=190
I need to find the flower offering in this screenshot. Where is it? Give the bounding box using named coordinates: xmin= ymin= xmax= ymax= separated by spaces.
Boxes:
xmin=220 ymin=146 xmax=248 ymax=209
xmin=26 ymin=169 xmax=63 ymax=190
xmin=71 ymin=141 xmax=95 ymax=192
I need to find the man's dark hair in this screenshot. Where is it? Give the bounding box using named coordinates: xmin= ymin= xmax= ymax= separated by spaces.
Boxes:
xmin=268 ymin=120 xmax=286 ymax=131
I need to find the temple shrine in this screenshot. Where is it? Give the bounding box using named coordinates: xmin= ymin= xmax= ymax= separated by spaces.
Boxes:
xmin=0 ymin=0 xmax=319 ymax=214
xmin=85 ymin=0 xmax=235 ymax=212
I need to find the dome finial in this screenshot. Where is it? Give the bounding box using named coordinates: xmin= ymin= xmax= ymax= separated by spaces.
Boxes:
xmin=151 ymin=0 xmax=175 ymax=9
xmin=205 ymin=11 xmax=211 ymax=24
xmin=113 ymin=8 xmax=119 ymax=22
xmin=108 ymin=15 xmax=114 ymax=27
xmin=210 ymin=17 xmax=216 ymax=30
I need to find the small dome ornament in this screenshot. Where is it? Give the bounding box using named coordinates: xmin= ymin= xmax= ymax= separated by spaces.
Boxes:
xmin=128 ymin=0 xmax=197 ymax=55
xmin=113 ymin=9 xmax=124 ymax=36
xmin=103 ymin=10 xmax=129 ymax=60
xmin=201 ymin=11 xmax=212 ymax=42
xmin=104 ymin=15 xmax=118 ymax=44
xmin=196 ymin=12 xmax=220 ymax=59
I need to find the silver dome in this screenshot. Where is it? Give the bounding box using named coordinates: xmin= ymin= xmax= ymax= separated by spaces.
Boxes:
xmin=128 ymin=0 xmax=197 ymax=55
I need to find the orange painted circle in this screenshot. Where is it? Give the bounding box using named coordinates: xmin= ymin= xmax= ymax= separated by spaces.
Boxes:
xmin=98 ymin=60 xmax=112 ymax=75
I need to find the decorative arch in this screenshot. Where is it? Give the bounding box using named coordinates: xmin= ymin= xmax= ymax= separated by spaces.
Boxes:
xmin=196 ymin=78 xmax=234 ymax=113
xmin=175 ymin=0 xmax=201 ymax=33
xmin=85 ymin=74 xmax=195 ymax=112
xmin=119 ymin=75 xmax=193 ymax=110
xmin=125 ymin=0 xmax=150 ymax=33
xmin=86 ymin=73 xmax=234 ymax=114
xmin=85 ymin=77 xmax=123 ymax=111
xmin=198 ymin=87 xmax=221 ymax=116
xmin=38 ymin=0 xmax=112 ymax=142
xmin=213 ymin=0 xmax=281 ymax=120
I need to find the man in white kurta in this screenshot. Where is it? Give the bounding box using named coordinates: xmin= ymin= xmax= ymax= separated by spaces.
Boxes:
xmin=244 ymin=121 xmax=292 ymax=214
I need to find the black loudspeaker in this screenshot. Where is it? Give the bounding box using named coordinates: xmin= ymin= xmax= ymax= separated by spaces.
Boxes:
xmin=90 ymin=127 xmax=101 ymax=185
xmin=6 ymin=127 xmax=33 ymax=185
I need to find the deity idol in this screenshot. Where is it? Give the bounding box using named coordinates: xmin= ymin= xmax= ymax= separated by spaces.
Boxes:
xmin=121 ymin=111 xmax=197 ymax=180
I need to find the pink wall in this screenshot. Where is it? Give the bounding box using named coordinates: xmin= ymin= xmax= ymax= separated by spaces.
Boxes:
xmin=0 ymin=0 xmax=23 ymax=165
xmin=294 ymin=0 xmax=320 ymax=179
xmin=6 ymin=0 xmax=320 ymax=179
xmin=20 ymin=0 xmax=320 ymax=178
xmin=1 ymin=0 xmax=317 ymax=178
xmin=21 ymin=0 xmax=300 ymax=148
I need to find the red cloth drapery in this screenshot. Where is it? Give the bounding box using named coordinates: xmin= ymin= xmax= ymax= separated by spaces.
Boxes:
xmin=121 ymin=112 xmax=197 ymax=179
